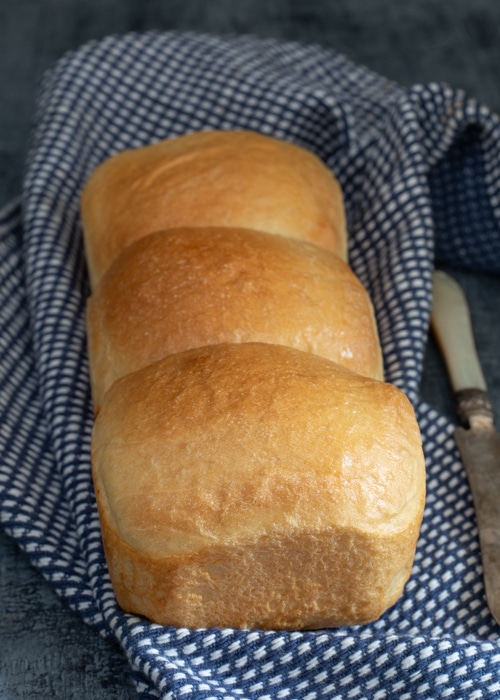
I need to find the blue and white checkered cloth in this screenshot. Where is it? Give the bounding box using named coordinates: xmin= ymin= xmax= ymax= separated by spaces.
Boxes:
xmin=1 ymin=30 xmax=500 ymax=698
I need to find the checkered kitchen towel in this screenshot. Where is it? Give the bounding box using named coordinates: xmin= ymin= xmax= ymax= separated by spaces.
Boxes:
xmin=2 ymin=30 xmax=500 ymax=699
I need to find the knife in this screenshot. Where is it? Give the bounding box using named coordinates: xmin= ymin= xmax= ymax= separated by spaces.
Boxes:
xmin=431 ymin=269 xmax=500 ymax=625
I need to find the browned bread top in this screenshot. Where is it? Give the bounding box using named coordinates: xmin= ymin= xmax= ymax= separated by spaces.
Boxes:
xmin=81 ymin=130 xmax=347 ymax=288
xmin=87 ymin=226 xmax=382 ymax=412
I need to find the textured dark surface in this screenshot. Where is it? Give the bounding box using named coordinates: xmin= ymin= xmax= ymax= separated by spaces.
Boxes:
xmin=0 ymin=1 xmax=499 ymax=698
xmin=2 ymin=0 xmax=500 ymax=208
xmin=0 ymin=534 xmax=136 ymax=698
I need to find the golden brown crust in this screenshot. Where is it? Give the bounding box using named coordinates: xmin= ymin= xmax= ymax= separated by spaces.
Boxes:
xmin=81 ymin=130 xmax=347 ymax=288
xmin=83 ymin=129 xmax=425 ymax=631
xmin=87 ymin=226 xmax=382 ymax=412
xmin=92 ymin=342 xmax=425 ymax=630
xmin=97 ymin=505 xmax=420 ymax=630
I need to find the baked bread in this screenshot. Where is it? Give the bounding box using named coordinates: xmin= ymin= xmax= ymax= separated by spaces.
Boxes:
xmin=87 ymin=226 xmax=383 ymax=412
xmin=92 ymin=342 xmax=425 ymax=630
xmin=82 ymin=128 xmax=425 ymax=631
xmin=80 ymin=129 xmax=347 ymax=288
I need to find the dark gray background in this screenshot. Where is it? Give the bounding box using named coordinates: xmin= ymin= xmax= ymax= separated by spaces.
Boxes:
xmin=1 ymin=1 xmax=499 ymax=697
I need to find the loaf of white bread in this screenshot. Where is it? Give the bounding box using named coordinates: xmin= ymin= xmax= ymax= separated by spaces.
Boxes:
xmin=81 ymin=130 xmax=425 ymax=630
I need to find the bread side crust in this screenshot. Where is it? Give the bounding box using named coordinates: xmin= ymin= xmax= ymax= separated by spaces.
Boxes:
xmin=96 ymin=501 xmax=421 ymax=630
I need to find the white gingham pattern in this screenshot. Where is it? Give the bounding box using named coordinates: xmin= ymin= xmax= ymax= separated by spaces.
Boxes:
xmin=1 ymin=31 xmax=500 ymax=698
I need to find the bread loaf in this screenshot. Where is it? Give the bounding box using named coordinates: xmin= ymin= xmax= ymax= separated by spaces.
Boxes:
xmin=82 ymin=129 xmax=425 ymax=630
xmin=81 ymin=130 xmax=347 ymax=288
xmin=92 ymin=342 xmax=425 ymax=630
xmin=87 ymin=226 xmax=383 ymax=412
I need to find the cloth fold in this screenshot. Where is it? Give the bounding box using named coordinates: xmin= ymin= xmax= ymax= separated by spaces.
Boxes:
xmin=1 ymin=30 xmax=500 ymax=698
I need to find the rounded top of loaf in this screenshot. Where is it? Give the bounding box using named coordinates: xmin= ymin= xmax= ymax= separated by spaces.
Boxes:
xmin=92 ymin=342 xmax=425 ymax=559
xmin=86 ymin=226 xmax=382 ymax=411
xmin=80 ymin=129 xmax=347 ymax=287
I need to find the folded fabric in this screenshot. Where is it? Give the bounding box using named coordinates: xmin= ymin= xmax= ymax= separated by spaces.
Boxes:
xmin=1 ymin=30 xmax=500 ymax=699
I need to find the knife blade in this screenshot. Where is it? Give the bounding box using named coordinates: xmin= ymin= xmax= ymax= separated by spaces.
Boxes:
xmin=431 ymin=269 xmax=500 ymax=625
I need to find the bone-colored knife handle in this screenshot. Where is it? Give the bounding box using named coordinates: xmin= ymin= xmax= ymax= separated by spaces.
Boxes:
xmin=431 ymin=270 xmax=487 ymax=393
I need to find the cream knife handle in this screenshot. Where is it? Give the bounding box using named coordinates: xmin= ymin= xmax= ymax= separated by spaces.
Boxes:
xmin=431 ymin=270 xmax=487 ymax=393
